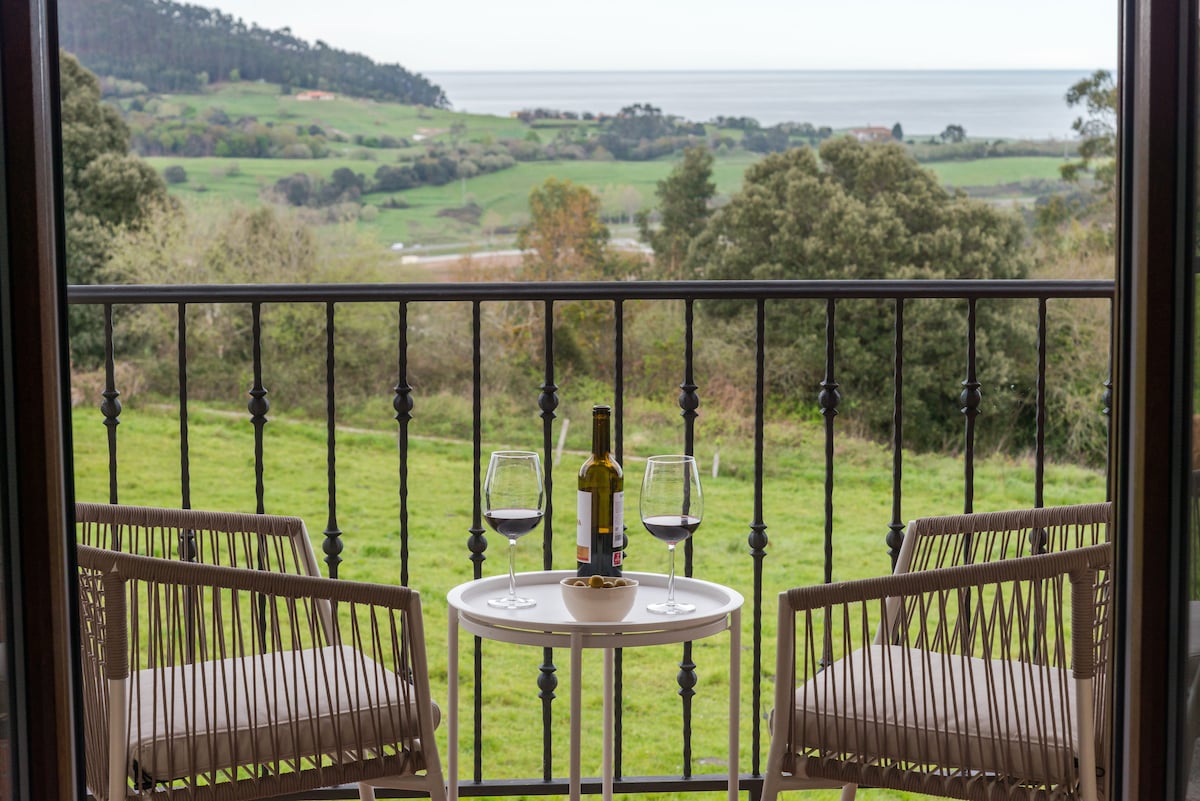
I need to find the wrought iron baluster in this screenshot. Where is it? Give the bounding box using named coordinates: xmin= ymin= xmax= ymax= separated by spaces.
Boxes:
xmin=749 ymin=298 xmax=769 ymax=776
xmin=323 ymin=301 xmax=343 ymax=578
xmin=469 ymin=300 xmax=487 ymax=575
xmin=177 ymin=303 xmax=191 ymax=510
xmin=1035 ymin=298 xmax=1048 ymax=512
xmin=960 ymin=297 xmax=981 ymax=517
xmin=818 ymin=299 xmax=839 ymax=669
xmin=101 ymin=303 xmax=121 ymax=505
xmin=1104 ymin=298 xmax=1114 ymax=502
xmin=248 ymin=301 xmax=269 ymax=515
xmin=468 ymin=300 xmax=486 ymax=784
xmin=247 ymin=301 xmax=270 ymax=652
xmin=887 ymin=298 xmax=905 ymax=569
xmin=958 ymin=298 xmax=981 ymax=653
xmin=1029 ymin=299 xmax=1050 ymax=662
xmin=177 ymin=302 xmax=197 ymax=661
xmin=395 ymin=301 xmax=414 ymax=587
xmin=539 ymin=298 xmax=558 ymax=782
xmin=613 ymin=297 xmax=625 ymax=780
xmin=677 ymin=298 xmax=699 ymax=778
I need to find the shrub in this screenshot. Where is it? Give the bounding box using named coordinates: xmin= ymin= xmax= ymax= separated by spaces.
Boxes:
xmin=162 ymin=165 xmax=188 ymax=184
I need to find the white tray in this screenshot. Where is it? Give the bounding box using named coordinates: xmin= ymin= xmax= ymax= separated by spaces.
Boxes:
xmin=447 ymin=569 xmax=743 ymax=635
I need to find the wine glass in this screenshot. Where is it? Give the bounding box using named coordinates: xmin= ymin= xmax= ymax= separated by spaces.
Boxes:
xmin=484 ymin=450 xmax=544 ymax=609
xmin=641 ymin=455 xmax=702 ymax=615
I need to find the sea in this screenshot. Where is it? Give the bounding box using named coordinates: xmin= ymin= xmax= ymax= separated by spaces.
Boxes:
xmin=424 ymin=70 xmax=1096 ymax=142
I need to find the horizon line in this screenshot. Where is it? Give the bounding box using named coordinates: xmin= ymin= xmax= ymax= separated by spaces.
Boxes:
xmin=422 ymin=66 xmax=1116 ymax=74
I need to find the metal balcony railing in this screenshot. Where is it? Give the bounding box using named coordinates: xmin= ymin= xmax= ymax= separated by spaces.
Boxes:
xmin=67 ymin=278 xmax=1115 ymax=800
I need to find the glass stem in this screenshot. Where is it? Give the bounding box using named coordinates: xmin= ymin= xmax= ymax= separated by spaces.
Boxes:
xmin=667 ymin=543 xmax=677 ymax=604
xmin=507 ymin=537 xmax=518 ymax=599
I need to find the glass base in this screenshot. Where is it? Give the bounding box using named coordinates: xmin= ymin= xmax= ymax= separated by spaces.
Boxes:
xmin=488 ymin=595 xmax=536 ymax=609
xmin=647 ymin=600 xmax=695 ymax=615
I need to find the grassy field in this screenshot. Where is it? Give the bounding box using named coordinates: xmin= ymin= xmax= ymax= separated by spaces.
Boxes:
xmin=148 ymin=148 xmax=1065 ymax=248
xmin=71 ymin=401 xmax=1106 ymax=800
xmin=137 ymin=80 xmax=534 ymax=143
xmin=132 ymin=82 xmax=1076 ymax=249
xmin=923 ymin=155 xmax=1068 ymax=186
xmin=145 ymin=152 xmax=762 ymax=247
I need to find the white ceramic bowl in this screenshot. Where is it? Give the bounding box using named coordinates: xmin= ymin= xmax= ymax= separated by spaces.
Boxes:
xmin=559 ymin=576 xmax=639 ymax=622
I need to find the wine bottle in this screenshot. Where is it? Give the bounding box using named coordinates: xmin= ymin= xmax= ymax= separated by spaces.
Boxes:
xmin=577 ymin=405 xmax=625 ymax=576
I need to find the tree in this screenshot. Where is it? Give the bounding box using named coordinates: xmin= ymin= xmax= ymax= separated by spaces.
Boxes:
xmin=516 ymin=178 xmax=610 ymax=281
xmin=1060 ymin=69 xmax=1117 ymax=192
xmin=58 ymin=0 xmax=448 ymax=106
xmin=60 ymin=50 xmax=171 ymax=365
xmin=105 ymin=204 xmax=397 ymax=404
xmin=637 ymin=146 xmax=715 ymax=279
xmin=891 ymin=122 xmax=904 ymax=141
xmin=689 ymin=137 xmax=1034 ymax=452
xmin=940 ymin=124 xmax=966 ymax=143
xmin=508 ymin=179 xmax=631 ymax=377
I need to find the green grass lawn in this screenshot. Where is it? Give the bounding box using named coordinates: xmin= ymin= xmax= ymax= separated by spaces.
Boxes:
xmin=71 ymin=401 xmax=1105 ymax=800
xmin=925 ymin=155 xmax=1068 ymax=186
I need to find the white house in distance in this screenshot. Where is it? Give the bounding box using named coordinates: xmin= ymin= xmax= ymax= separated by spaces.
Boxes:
xmin=849 ymin=126 xmax=894 ymax=142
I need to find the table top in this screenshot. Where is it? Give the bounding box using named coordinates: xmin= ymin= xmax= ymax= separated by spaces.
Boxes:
xmin=447 ymin=570 xmax=743 ymax=636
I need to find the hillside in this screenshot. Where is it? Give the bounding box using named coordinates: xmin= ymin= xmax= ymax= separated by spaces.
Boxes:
xmin=57 ymin=0 xmax=446 ymax=106
xmin=118 ymin=83 xmax=1074 ymax=248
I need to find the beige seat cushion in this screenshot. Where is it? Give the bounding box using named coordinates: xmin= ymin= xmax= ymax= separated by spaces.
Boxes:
xmin=127 ymin=644 xmax=440 ymax=781
xmin=791 ymin=644 xmax=1078 ymax=782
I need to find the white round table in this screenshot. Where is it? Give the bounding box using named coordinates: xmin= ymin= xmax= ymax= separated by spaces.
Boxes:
xmin=446 ymin=570 xmax=744 ymax=801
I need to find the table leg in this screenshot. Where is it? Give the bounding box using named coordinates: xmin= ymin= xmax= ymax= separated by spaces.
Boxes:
xmin=729 ymin=608 xmax=741 ymax=801
xmin=603 ymin=646 xmax=614 ymax=801
xmin=447 ymin=608 xmax=459 ymax=801
xmin=570 ymin=632 xmax=583 ymax=801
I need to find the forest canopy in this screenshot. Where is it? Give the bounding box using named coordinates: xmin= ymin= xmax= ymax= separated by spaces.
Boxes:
xmin=57 ymin=0 xmax=447 ymax=106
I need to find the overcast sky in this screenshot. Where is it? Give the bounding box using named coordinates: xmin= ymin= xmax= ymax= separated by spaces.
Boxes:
xmin=200 ymin=0 xmax=1118 ymax=72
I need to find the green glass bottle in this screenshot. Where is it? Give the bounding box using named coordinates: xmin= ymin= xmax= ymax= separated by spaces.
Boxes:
xmin=576 ymin=405 xmax=625 ymax=576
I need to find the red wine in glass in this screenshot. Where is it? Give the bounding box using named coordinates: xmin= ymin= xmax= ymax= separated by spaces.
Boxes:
xmin=484 ymin=508 xmax=544 ymax=538
xmin=642 ymin=514 xmax=700 ymax=544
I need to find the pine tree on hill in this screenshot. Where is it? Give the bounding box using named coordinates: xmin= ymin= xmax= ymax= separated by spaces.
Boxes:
xmin=57 ymin=0 xmax=447 ymax=107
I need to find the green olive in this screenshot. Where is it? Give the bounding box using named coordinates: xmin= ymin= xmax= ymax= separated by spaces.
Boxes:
xmin=587 ymin=575 xmax=605 ymax=588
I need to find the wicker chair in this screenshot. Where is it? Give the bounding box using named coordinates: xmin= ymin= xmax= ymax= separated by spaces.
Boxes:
xmin=763 ymin=503 xmax=1113 ymax=801
xmin=75 ymin=504 xmax=445 ymax=801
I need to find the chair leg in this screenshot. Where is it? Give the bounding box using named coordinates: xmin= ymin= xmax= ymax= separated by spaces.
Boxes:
xmin=761 ymin=773 xmax=778 ymax=801
xmin=357 ymin=782 xmax=376 ymax=801
xmin=839 ymin=784 xmax=858 ymax=801
xmin=429 ymin=773 xmax=448 ymax=801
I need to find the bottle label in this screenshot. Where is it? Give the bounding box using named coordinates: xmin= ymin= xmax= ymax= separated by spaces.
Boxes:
xmin=576 ymin=490 xmax=591 ymax=562
xmin=612 ymin=491 xmax=625 ymax=547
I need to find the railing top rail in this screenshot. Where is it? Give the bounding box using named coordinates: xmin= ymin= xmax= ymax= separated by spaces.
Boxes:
xmin=67 ymin=279 xmax=1115 ymax=305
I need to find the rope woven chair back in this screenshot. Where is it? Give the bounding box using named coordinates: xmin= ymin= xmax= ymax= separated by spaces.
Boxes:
xmin=76 ymin=502 xmax=322 ymax=577
xmin=75 ymin=503 xmax=334 ymax=668
xmin=895 ymin=502 xmax=1112 ymax=575
xmin=886 ymin=503 xmax=1111 ymax=653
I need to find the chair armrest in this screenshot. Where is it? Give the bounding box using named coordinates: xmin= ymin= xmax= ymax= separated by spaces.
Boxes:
xmin=788 ymin=543 xmax=1110 ymax=616
xmin=79 ymin=544 xmax=417 ymax=611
